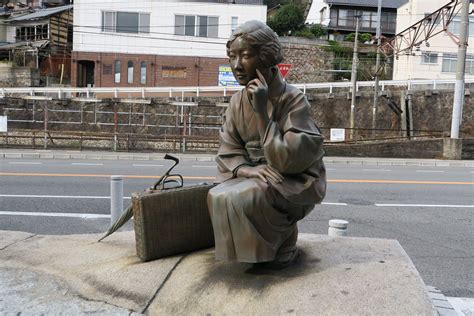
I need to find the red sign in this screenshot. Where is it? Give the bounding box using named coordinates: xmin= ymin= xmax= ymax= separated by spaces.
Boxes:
xmin=277 ymin=63 xmax=292 ymax=78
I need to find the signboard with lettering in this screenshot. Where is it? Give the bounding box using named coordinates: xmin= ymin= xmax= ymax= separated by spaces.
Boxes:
xmin=330 ymin=128 xmax=345 ymax=142
xmin=218 ymin=65 xmax=239 ymax=87
xmin=0 ymin=116 xmax=7 ymax=132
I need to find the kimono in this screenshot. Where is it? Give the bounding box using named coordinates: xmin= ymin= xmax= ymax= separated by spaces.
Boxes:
xmin=207 ymin=73 xmax=326 ymax=263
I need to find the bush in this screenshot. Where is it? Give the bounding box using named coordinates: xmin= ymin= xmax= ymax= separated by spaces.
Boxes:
xmin=309 ymin=24 xmax=327 ymax=38
xmin=267 ymin=3 xmax=305 ymax=36
xmin=344 ymin=32 xmax=373 ymax=43
xmin=293 ymin=27 xmax=315 ymax=39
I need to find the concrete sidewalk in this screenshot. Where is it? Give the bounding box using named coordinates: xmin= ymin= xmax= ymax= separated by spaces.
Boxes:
xmin=0 ymin=230 xmax=437 ymax=315
xmin=1 ymin=148 xmax=474 ymax=167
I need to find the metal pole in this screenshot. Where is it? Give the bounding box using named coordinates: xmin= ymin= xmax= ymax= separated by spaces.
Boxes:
xmin=372 ymin=0 xmax=382 ymax=137
xmin=110 ymin=175 xmax=124 ymax=225
xmin=450 ymin=0 xmax=469 ymax=139
xmin=43 ymin=103 xmax=48 ymax=149
xmin=113 ymin=103 xmax=118 ymax=151
xmin=350 ymin=12 xmax=362 ymax=140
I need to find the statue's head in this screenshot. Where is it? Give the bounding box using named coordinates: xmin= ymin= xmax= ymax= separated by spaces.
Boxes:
xmin=226 ymin=20 xmax=283 ymax=85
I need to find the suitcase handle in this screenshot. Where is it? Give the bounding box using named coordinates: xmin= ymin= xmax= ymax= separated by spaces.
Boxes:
xmin=152 ymin=154 xmax=184 ymax=190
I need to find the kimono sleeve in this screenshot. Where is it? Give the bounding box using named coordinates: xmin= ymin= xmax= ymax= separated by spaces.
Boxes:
xmin=215 ymin=94 xmax=251 ymax=181
xmin=262 ymin=93 xmax=324 ymax=174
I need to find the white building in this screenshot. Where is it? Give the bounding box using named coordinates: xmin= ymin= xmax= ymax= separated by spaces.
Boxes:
xmin=393 ymin=0 xmax=474 ymax=80
xmin=72 ymin=0 xmax=266 ymax=87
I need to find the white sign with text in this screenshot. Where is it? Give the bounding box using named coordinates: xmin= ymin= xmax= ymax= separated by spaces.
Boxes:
xmin=0 ymin=116 xmax=7 ymax=132
xmin=330 ymin=128 xmax=345 ymax=142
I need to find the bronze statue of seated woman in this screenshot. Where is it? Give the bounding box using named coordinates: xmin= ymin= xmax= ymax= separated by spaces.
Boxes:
xmin=208 ymin=20 xmax=326 ymax=269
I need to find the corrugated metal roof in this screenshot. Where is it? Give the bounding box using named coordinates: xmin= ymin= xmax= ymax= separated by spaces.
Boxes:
xmin=325 ymin=0 xmax=408 ymax=9
xmin=7 ymin=4 xmax=72 ymax=22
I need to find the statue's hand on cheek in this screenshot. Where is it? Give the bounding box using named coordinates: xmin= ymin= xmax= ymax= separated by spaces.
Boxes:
xmin=246 ymin=69 xmax=269 ymax=116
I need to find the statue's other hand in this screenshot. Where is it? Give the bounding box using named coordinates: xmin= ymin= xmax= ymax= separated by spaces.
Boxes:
xmin=246 ymin=69 xmax=268 ymax=115
xmin=236 ymin=164 xmax=283 ymax=183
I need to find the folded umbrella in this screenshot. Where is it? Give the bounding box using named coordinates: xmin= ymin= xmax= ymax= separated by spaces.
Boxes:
xmin=98 ymin=154 xmax=183 ymax=242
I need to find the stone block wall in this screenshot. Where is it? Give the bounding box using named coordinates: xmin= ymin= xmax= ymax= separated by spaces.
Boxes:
xmin=0 ymin=64 xmax=40 ymax=87
xmin=280 ymin=38 xmax=334 ymax=83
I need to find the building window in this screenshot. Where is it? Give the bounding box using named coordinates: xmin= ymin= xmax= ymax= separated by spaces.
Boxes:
xmin=174 ymin=15 xmax=218 ymax=38
xmin=231 ymin=16 xmax=238 ymax=33
xmin=448 ymin=17 xmax=474 ymax=36
xmin=140 ymin=61 xmax=146 ymax=84
xmin=440 ymin=53 xmax=474 ymax=73
xmin=333 ymin=9 xmax=396 ymax=33
xmin=127 ymin=61 xmax=134 ymax=83
xmin=15 ymin=24 xmax=49 ymax=42
xmin=421 ymin=52 xmax=438 ymax=64
xmin=102 ymin=11 xmax=150 ymax=34
xmin=162 ymin=66 xmax=187 ymax=78
xmin=114 ymin=60 xmax=121 ymax=83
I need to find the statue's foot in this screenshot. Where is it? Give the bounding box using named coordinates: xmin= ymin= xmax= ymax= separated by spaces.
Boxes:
xmin=262 ymin=245 xmax=299 ymax=270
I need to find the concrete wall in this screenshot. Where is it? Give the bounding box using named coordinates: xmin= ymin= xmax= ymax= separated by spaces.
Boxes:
xmin=1 ymin=87 xmax=473 ymax=138
xmin=1 ymin=87 xmax=473 ymax=158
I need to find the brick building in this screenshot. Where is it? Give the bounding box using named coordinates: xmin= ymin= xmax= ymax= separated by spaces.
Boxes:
xmin=72 ymin=0 xmax=266 ymax=88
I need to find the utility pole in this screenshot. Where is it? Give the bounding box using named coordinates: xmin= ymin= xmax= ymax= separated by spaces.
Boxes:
xmin=450 ymin=0 xmax=469 ymax=139
xmin=372 ymin=0 xmax=382 ymax=137
xmin=350 ymin=11 xmax=362 ymax=140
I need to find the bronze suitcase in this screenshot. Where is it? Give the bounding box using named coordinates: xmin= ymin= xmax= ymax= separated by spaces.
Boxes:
xmin=132 ymin=184 xmax=215 ymax=261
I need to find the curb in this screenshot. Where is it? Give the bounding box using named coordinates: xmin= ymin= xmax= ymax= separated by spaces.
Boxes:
xmin=1 ymin=150 xmax=473 ymax=167
xmin=426 ymin=286 xmax=458 ymax=316
xmin=1 ymin=152 xmax=215 ymax=162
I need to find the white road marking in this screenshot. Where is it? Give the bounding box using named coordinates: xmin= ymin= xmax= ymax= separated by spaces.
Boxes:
xmin=192 ymin=165 xmax=216 ymax=168
xmin=0 ymin=194 xmax=132 ymax=200
xmin=415 ymin=170 xmax=445 ymax=173
xmin=0 ymin=211 xmax=110 ymax=219
xmin=375 ymin=203 xmax=474 ymax=208
xmin=71 ymin=162 xmax=104 ymax=166
xmin=363 ymin=169 xmax=391 ymax=172
xmin=8 ymin=162 xmax=42 ymax=165
xmin=322 ymin=202 xmax=348 ymax=206
xmin=326 ymin=168 xmax=336 ymax=171
xmin=132 ymin=164 xmax=164 ymax=167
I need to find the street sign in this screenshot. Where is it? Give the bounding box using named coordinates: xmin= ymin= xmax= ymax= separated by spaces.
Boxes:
xmin=330 ymin=128 xmax=345 ymax=142
xmin=277 ymin=63 xmax=292 ymax=78
xmin=0 ymin=116 xmax=7 ymax=132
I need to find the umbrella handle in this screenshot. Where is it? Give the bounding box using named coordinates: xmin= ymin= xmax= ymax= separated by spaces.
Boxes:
xmin=152 ymin=154 xmax=181 ymax=190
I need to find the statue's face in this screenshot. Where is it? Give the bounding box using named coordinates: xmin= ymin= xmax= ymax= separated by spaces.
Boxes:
xmin=228 ymin=37 xmax=261 ymax=86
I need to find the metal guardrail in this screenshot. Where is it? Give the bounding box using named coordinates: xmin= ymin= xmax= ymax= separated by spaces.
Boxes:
xmin=0 ymin=78 xmax=472 ymax=100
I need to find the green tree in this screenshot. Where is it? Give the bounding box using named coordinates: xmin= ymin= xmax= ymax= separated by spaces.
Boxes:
xmin=267 ymin=3 xmax=305 ymax=36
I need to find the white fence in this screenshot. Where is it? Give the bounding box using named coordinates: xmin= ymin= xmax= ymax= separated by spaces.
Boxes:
xmin=0 ymin=78 xmax=471 ymax=100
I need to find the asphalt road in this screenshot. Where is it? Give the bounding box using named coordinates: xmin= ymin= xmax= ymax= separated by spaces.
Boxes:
xmin=0 ymin=157 xmax=473 ymax=297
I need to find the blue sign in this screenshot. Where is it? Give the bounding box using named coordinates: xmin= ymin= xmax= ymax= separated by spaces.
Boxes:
xmin=218 ymin=65 xmax=240 ymax=87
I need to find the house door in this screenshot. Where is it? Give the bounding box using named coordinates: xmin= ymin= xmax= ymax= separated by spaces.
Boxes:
xmin=77 ymin=60 xmax=95 ymax=87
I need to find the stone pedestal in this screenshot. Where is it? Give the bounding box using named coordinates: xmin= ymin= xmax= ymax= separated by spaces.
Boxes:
xmin=0 ymin=231 xmax=436 ymax=315
xmin=150 ymin=234 xmax=436 ymax=315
